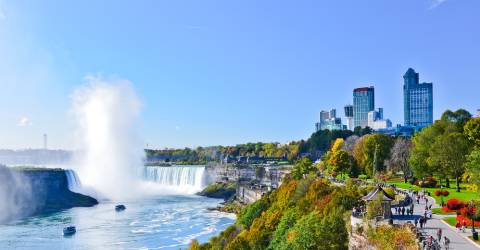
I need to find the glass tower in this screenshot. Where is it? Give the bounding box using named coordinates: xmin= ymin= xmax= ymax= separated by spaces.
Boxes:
xmin=403 ymin=68 xmax=433 ymax=128
xmin=353 ymin=87 xmax=375 ymax=128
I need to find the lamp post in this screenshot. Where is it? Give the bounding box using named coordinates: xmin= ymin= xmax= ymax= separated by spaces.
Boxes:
xmin=471 ymin=200 xmax=479 ymax=240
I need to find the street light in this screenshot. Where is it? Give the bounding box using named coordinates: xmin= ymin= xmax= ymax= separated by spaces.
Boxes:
xmin=471 ymin=200 xmax=479 ymax=240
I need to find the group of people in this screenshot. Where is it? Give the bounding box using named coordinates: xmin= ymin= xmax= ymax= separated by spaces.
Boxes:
xmin=394 ymin=205 xmax=414 ymax=216
xmin=400 ymin=190 xmax=451 ymax=249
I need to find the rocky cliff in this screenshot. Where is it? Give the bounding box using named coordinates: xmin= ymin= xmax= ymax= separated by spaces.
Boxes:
xmin=0 ymin=166 xmax=98 ymax=223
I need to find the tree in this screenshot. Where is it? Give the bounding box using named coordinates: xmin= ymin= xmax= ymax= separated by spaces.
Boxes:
xmin=430 ymin=132 xmax=470 ymax=192
xmin=389 ymin=138 xmax=412 ymax=182
xmin=328 ymin=150 xmax=352 ymax=178
xmin=362 ymin=134 xmax=394 ymax=177
xmin=291 ymin=157 xmax=315 ymax=180
xmin=465 ymin=148 xmax=480 ymax=192
xmin=353 ymin=136 xmax=367 ymax=174
xmin=464 ymin=118 xmax=480 ymax=146
xmin=342 ymin=135 xmax=359 ymax=156
xmin=410 ymin=124 xmax=442 ymax=179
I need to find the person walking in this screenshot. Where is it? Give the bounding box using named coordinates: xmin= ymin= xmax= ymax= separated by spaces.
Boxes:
xmin=402 ymin=207 xmax=405 ymax=216
xmin=444 ymin=236 xmax=450 ymax=250
xmin=437 ymin=228 xmax=442 ymax=241
xmin=419 ymin=217 xmax=424 ymax=229
xmin=414 ymin=218 xmax=418 ymax=227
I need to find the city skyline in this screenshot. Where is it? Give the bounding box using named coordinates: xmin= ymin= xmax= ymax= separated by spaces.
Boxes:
xmin=0 ymin=0 xmax=479 ymax=149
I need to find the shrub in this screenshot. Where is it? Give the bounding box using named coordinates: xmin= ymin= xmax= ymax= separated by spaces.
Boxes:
xmin=434 ymin=190 xmax=442 ymax=196
xmin=358 ymin=174 xmax=368 ymax=180
xmin=238 ymin=200 xmax=267 ymax=229
xmin=442 ymin=190 xmax=450 ymax=197
xmin=447 ymin=199 xmax=464 ymax=211
xmin=418 ymin=177 xmax=437 ymax=188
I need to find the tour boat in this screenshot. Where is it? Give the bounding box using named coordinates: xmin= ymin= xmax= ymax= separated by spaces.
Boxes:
xmin=63 ymin=226 xmax=76 ymax=236
xmin=115 ymin=204 xmax=126 ymax=211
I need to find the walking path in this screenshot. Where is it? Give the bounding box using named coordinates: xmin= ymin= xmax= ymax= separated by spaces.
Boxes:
xmin=392 ymin=190 xmax=479 ymax=250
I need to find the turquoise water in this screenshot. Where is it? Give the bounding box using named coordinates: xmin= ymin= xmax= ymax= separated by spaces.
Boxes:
xmin=0 ymin=195 xmax=235 ymax=250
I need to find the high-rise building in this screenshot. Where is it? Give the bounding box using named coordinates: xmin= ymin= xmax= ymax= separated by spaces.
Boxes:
xmin=315 ymin=109 xmax=344 ymax=131
xmin=353 ymin=86 xmax=375 ymax=128
xmin=344 ymin=105 xmax=354 ymax=131
xmin=403 ymin=68 xmax=433 ymax=128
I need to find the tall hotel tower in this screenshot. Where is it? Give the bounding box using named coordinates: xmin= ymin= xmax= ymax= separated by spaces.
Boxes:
xmin=403 ymin=68 xmax=433 ymax=128
xmin=353 ymin=87 xmax=375 ymax=128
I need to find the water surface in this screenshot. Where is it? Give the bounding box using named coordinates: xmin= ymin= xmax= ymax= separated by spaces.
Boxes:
xmin=0 ymin=195 xmax=235 ymax=250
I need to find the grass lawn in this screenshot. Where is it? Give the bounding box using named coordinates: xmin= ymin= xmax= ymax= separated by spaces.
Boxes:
xmin=385 ymin=179 xmax=479 ymax=204
xmin=443 ymin=217 xmax=457 ymax=227
xmin=432 ymin=207 xmax=456 ymax=215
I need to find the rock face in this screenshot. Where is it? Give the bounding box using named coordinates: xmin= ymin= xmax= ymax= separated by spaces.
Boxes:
xmin=198 ymin=182 xmax=237 ymax=201
xmin=0 ymin=166 xmax=98 ymax=223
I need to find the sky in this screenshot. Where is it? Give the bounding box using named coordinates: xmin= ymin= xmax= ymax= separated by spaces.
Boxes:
xmin=0 ymin=0 xmax=479 ymax=150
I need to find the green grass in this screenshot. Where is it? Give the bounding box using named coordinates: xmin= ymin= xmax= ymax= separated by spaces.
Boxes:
xmin=432 ymin=207 xmax=456 ymax=215
xmin=386 ymin=179 xmax=479 ymax=204
xmin=443 ymin=217 xmax=457 ymax=227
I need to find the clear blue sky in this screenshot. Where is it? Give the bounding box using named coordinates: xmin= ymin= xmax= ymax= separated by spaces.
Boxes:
xmin=0 ymin=0 xmax=479 ymax=150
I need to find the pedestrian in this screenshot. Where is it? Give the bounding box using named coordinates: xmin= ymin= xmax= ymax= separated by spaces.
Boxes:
xmin=414 ymin=218 xmax=418 ymax=227
xmin=444 ymin=236 xmax=450 ymax=250
xmin=402 ymin=207 xmax=405 ymax=216
xmin=395 ymin=207 xmax=398 ymax=214
xmin=437 ymin=228 xmax=442 ymax=241
xmin=429 ymin=204 xmax=432 ymax=210
xmin=419 ymin=218 xmax=424 ymax=228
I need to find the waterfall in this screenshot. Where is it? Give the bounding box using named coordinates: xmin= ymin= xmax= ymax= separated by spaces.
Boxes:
xmin=144 ymin=166 xmax=207 ymax=194
xmin=65 ymin=169 xmax=82 ymax=193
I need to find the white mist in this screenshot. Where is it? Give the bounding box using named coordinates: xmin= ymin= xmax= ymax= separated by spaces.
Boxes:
xmin=72 ymin=76 xmax=143 ymax=201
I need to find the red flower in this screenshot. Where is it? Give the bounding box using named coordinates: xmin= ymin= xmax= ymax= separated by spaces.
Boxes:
xmin=447 ymin=198 xmax=464 ymax=211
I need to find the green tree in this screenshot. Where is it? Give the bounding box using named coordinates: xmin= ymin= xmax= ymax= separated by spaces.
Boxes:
xmin=465 ymin=148 xmax=480 ymax=192
xmin=291 ymin=157 xmax=315 ymax=180
xmin=410 ymin=125 xmax=442 ymax=179
xmin=464 ymin=118 xmax=480 ymax=146
xmin=363 ymin=134 xmax=394 ymax=177
xmin=430 ymin=132 xmax=470 ymax=192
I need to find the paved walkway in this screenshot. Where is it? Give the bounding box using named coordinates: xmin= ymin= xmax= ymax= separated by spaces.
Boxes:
xmin=392 ymin=191 xmax=479 ymax=250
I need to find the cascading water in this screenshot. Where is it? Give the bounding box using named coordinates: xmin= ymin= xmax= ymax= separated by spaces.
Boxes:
xmin=65 ymin=169 xmax=82 ymax=193
xmin=144 ymin=166 xmax=207 ymax=194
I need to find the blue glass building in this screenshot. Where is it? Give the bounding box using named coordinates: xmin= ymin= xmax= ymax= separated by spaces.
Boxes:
xmin=353 ymin=86 xmax=375 ymax=128
xmin=403 ymin=68 xmax=433 ymax=128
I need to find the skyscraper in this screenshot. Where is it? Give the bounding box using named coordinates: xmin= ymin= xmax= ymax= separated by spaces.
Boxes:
xmin=403 ymin=68 xmax=433 ymax=127
xmin=315 ymin=109 xmax=343 ymax=131
xmin=344 ymin=105 xmax=354 ymax=130
xmin=353 ymin=86 xmax=375 ymax=128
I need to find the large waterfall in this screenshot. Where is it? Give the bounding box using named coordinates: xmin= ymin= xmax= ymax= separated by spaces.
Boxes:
xmin=144 ymin=166 xmax=207 ymax=194
xmin=65 ymin=169 xmax=82 ymax=193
